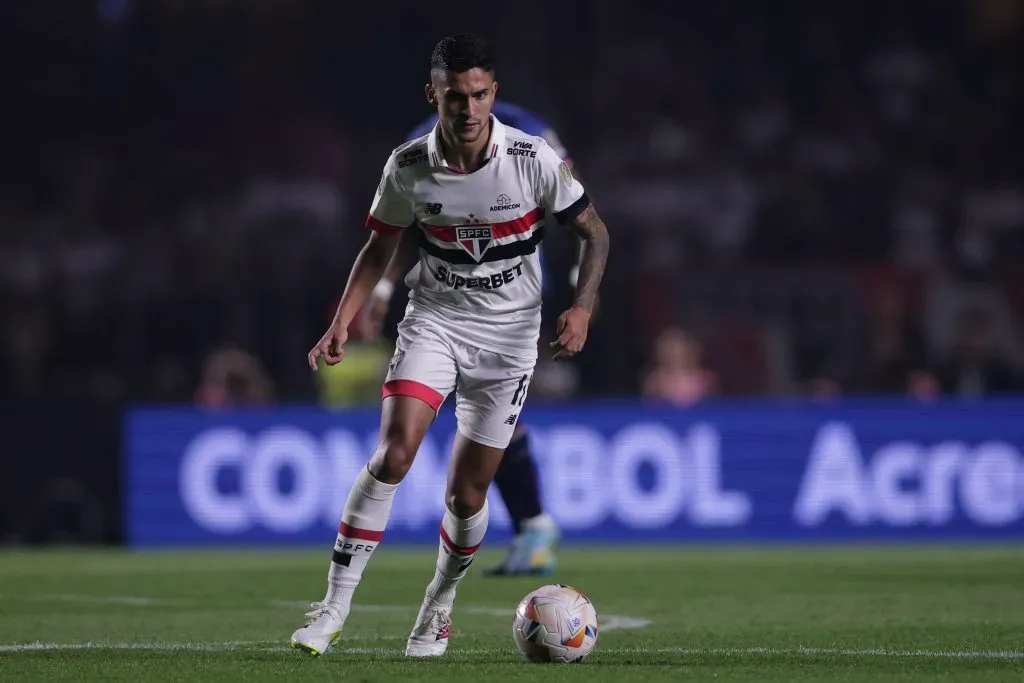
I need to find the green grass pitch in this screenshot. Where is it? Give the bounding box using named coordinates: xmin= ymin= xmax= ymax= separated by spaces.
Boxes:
xmin=1 ymin=545 xmax=1022 ymax=681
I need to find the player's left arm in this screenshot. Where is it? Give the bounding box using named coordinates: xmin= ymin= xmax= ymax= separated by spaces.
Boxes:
xmin=549 ymin=203 xmax=609 ymax=359
xmin=564 ymin=204 xmax=609 ymax=315
xmin=534 ymin=141 xmax=609 ymax=360
xmin=560 ymin=158 xmax=587 ymax=291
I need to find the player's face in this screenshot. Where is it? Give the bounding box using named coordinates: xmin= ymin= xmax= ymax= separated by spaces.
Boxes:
xmin=426 ymin=68 xmax=498 ymax=145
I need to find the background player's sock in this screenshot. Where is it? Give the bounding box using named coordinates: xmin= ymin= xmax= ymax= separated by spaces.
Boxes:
xmin=424 ymin=502 xmax=489 ymax=606
xmin=493 ymin=430 xmax=543 ymax=534
xmin=325 ymin=465 xmax=399 ymax=611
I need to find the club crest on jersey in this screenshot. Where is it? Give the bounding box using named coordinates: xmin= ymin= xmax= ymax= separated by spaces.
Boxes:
xmin=455 ymin=224 xmax=492 ymax=261
xmin=452 ymin=213 xmax=493 ymax=262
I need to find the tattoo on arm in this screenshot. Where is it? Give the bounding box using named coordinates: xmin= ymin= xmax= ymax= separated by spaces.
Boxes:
xmin=566 ymin=204 xmax=609 ymax=313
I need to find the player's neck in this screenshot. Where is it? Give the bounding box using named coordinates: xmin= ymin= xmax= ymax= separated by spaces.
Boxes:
xmin=439 ymin=118 xmax=492 ymax=174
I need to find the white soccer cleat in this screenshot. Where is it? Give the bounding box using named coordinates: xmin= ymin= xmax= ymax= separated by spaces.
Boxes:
xmin=405 ymin=600 xmax=452 ymax=657
xmin=290 ymin=601 xmax=347 ymax=656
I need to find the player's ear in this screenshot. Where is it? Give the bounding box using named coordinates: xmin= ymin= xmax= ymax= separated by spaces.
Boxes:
xmin=425 ymin=83 xmax=438 ymax=107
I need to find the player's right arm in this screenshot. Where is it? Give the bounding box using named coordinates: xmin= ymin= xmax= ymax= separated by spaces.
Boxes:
xmin=357 ymin=227 xmax=419 ymax=341
xmin=354 ymin=117 xmax=439 ymax=341
xmin=308 ymin=154 xmax=414 ymax=370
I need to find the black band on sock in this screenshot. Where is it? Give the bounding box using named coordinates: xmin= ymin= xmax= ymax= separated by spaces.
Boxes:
xmin=332 ymin=550 xmax=353 ymax=567
xmin=494 ymin=428 xmax=543 ymax=534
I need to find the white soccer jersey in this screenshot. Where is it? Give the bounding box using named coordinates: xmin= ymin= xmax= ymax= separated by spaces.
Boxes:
xmin=366 ymin=115 xmax=589 ymax=358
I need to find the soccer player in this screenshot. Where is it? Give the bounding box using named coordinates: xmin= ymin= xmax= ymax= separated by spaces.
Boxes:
xmin=291 ymin=33 xmax=610 ymax=657
xmin=358 ymin=101 xmax=582 ymax=577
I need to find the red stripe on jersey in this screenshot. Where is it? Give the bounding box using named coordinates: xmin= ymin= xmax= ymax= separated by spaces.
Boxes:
xmin=491 ymin=207 xmax=545 ymax=237
xmin=382 ymin=379 xmax=444 ymax=412
xmin=338 ymin=522 xmax=384 ymax=541
xmin=440 ymin=525 xmax=481 ymax=555
xmin=423 ymin=207 xmax=545 ymax=243
xmin=366 ymin=214 xmax=404 ymax=235
xmin=489 ymin=144 xmax=498 ymax=158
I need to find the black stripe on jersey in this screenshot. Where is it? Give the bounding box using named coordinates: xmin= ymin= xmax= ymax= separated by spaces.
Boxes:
xmin=554 ymin=193 xmax=591 ymax=224
xmin=418 ymin=225 xmax=546 ymax=265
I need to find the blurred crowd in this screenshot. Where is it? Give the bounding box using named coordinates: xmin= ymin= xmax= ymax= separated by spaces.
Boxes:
xmin=2 ymin=0 xmax=1023 ymax=407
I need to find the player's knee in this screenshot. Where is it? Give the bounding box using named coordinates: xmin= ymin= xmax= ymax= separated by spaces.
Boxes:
xmin=368 ymin=422 xmax=421 ymax=484
xmin=446 ymin=484 xmax=488 ymax=519
xmin=447 ymin=493 xmax=486 ymax=519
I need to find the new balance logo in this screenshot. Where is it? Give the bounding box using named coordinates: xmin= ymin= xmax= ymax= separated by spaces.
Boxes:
xmin=504 ymin=414 xmax=518 ymax=426
xmin=423 ymin=202 xmax=442 ymax=215
xmin=388 ymin=349 xmax=405 ymax=375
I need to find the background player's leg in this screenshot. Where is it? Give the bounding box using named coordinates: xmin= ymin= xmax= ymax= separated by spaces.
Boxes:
xmin=406 ymin=432 xmax=504 ymax=657
xmin=292 ymin=394 xmax=437 ymax=656
xmin=485 ymin=423 xmax=561 ymax=576
xmin=493 ymin=425 xmax=542 ymax=533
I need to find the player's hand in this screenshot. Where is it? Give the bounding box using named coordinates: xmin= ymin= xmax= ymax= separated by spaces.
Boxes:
xmin=308 ymin=321 xmax=348 ymax=371
xmin=549 ymin=306 xmax=591 ymax=361
xmin=357 ymin=295 xmax=389 ymax=341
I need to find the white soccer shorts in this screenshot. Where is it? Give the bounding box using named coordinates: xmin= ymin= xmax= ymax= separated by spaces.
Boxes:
xmin=382 ymin=315 xmax=535 ymax=449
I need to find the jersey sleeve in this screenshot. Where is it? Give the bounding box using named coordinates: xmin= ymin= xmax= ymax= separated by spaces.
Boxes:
xmin=366 ymin=155 xmax=414 ymax=235
xmin=534 ymin=141 xmax=589 ymax=224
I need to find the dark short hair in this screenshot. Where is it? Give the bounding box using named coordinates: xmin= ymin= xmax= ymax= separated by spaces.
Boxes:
xmin=430 ymin=33 xmax=494 ymax=75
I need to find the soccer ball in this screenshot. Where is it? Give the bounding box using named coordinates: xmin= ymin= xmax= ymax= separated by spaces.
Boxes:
xmin=512 ymin=584 xmax=599 ymax=663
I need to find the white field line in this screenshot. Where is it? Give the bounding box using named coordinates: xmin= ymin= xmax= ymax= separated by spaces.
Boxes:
xmin=268 ymin=600 xmax=652 ymax=631
xmin=2 ymin=593 xmax=647 ymax=638
xmin=1 ymin=595 xmax=1017 ymax=660
xmin=4 ymin=593 xmax=186 ymax=607
xmin=617 ymin=646 xmax=1024 ymax=660
xmin=5 ymin=593 xmax=652 ymax=632
xmin=1 ymin=642 xmax=1022 ymax=660
xmin=0 ymin=641 xmax=269 ymax=652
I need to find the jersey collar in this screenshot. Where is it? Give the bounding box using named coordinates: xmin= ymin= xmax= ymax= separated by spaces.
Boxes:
xmin=427 ymin=115 xmax=506 ymax=169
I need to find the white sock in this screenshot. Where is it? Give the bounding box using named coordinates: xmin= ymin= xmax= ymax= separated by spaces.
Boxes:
xmin=325 ymin=465 xmax=399 ymax=611
xmin=521 ymin=513 xmax=557 ymax=532
xmin=424 ymin=502 xmax=489 ymax=607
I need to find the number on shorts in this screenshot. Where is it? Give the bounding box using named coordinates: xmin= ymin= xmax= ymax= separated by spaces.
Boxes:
xmin=511 ymin=373 xmax=531 ymax=406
